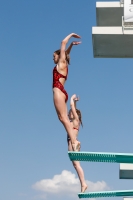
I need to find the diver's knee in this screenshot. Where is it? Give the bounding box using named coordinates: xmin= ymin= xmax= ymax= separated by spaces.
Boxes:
xmin=73 ymin=162 xmax=78 ymax=169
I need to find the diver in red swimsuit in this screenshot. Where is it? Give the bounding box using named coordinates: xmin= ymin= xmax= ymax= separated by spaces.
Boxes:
xmin=68 ymin=94 xmax=88 ymax=193
xmin=53 ymin=65 xmax=68 ymax=102
xmin=52 ymin=33 xmax=81 ymax=151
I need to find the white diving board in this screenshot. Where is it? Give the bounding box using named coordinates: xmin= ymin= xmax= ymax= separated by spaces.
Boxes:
xmin=120 ymin=164 xmax=133 ymax=179
xmin=78 ymin=190 xmax=133 ymax=199
xmin=92 ymin=27 xmax=133 ymax=58
xmin=68 ymin=151 xmax=133 ymax=163
xmin=96 ymin=2 xmax=123 ymax=26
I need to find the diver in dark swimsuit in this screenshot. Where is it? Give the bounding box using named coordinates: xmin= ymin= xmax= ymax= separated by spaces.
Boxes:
xmin=52 ymin=33 xmax=81 ymax=151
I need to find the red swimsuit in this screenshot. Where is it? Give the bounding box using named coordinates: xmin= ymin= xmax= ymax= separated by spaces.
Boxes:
xmin=53 ymin=66 xmax=68 ymax=102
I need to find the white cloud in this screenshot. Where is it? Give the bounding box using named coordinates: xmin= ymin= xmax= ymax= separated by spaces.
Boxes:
xmin=32 ymin=170 xmax=110 ymax=198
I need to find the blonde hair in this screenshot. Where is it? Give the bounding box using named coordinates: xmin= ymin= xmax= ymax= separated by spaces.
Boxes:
xmin=54 ymin=49 xmax=70 ymax=65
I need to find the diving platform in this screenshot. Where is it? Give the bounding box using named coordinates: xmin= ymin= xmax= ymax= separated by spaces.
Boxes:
xmin=78 ymin=190 xmax=133 ymax=199
xmin=120 ymin=164 xmax=133 ymax=179
xmin=68 ymin=151 xmax=133 ymax=163
xmin=92 ymin=27 xmax=133 ymax=58
xmin=92 ymin=0 xmax=133 ymax=58
xmin=96 ymin=2 xmax=123 ymax=26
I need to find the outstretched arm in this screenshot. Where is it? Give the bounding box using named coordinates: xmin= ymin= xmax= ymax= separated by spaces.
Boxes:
xmin=70 ymin=94 xmax=79 ymax=121
xmin=59 ymin=33 xmax=81 ymax=67
xmin=66 ymin=41 xmax=81 ymax=55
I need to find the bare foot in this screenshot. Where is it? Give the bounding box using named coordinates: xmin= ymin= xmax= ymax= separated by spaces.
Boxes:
xmin=81 ymin=184 xmax=88 ymax=193
xmin=72 ymin=141 xmax=80 ymax=151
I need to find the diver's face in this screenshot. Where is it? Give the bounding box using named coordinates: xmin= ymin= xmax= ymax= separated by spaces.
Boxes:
xmin=53 ymin=53 xmax=59 ymax=64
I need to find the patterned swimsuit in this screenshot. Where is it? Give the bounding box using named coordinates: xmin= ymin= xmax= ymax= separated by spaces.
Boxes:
xmin=53 ymin=66 xmax=68 ymax=102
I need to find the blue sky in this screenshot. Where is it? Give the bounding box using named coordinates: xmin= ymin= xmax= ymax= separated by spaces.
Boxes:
xmin=0 ymin=0 xmax=133 ymax=200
